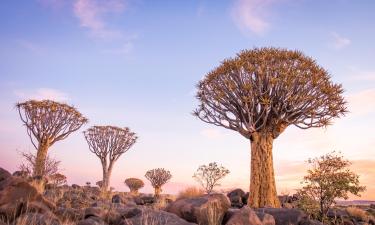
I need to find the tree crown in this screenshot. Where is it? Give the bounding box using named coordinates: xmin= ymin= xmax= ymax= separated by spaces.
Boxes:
xmin=16 ymin=100 xmax=88 ymax=148
xmin=125 ymin=178 xmax=144 ymax=190
xmin=194 ymin=48 xmax=347 ymax=139
xmin=193 ymin=162 xmax=230 ymax=194
xmin=84 ymin=126 xmax=137 ymax=163
xmin=145 ymin=168 xmax=172 ymax=188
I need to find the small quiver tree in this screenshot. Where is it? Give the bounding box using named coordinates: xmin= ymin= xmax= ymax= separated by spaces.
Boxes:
xmin=16 ymin=100 xmax=88 ymax=177
xmin=297 ymin=152 xmax=365 ymax=222
xmin=125 ymin=178 xmax=144 ymax=196
xmin=49 ymin=173 xmax=67 ymax=187
xmin=84 ymin=126 xmax=137 ymax=192
xmin=193 ymin=162 xmax=230 ymax=194
xmin=145 ymin=168 xmax=172 ymax=198
xmin=194 ymin=48 xmax=347 ymax=207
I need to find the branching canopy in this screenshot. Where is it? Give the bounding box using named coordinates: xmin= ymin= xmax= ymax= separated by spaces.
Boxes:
xmin=194 ymin=48 xmax=347 ymax=139
xmin=16 ymin=100 xmax=88 ymax=148
xmin=145 ymin=168 xmax=172 ymax=188
xmin=125 ymin=178 xmax=144 ymax=191
xmin=193 ymin=162 xmax=230 ymax=194
xmin=84 ymin=126 xmax=137 ymax=164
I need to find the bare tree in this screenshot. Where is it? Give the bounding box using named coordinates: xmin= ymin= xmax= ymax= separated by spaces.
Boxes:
xmin=125 ymin=178 xmax=144 ymax=195
xmin=84 ymin=126 xmax=137 ymax=191
xmin=16 ymin=100 xmax=88 ymax=177
xmin=145 ymin=168 xmax=172 ymax=197
xmin=19 ymin=151 xmax=60 ymax=177
xmin=193 ymin=162 xmax=230 ymax=194
xmin=194 ymin=48 xmax=347 ymax=207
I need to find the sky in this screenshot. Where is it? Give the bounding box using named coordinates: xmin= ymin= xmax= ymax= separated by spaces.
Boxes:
xmin=0 ymin=0 xmax=374 ymax=200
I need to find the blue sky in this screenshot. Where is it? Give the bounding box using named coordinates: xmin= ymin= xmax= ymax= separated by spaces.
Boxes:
xmin=0 ymin=0 xmax=374 ymax=199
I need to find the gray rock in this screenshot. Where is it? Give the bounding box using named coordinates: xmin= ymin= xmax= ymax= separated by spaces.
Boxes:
xmin=166 ymin=193 xmax=230 ymax=225
xmin=254 ymin=208 xmax=306 ymax=225
xmin=227 ymin=189 xmax=246 ymax=208
xmin=15 ymin=212 xmax=61 ymax=225
xmin=77 ymin=217 xmax=107 ymax=225
xmin=225 ymin=206 xmax=264 ymax=225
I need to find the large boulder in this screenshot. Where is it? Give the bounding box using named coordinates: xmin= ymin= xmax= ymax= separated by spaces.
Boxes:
xmin=227 ymin=189 xmax=246 ymax=208
xmin=0 ymin=168 xmax=11 ymax=183
xmin=0 ymin=176 xmax=55 ymax=221
xmin=165 ymin=193 xmax=230 ymax=225
xmin=116 ymin=207 xmax=196 ymax=225
xmin=225 ymin=206 xmax=264 ymax=225
xmin=254 ymin=208 xmax=306 ymax=225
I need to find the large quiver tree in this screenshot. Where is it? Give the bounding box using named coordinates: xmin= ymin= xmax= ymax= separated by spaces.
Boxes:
xmin=194 ymin=48 xmax=347 ymax=208
xmin=16 ymin=100 xmax=88 ymax=177
xmin=84 ymin=126 xmax=137 ymax=191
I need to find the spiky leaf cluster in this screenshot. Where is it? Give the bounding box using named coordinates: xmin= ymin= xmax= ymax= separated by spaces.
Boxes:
xmin=145 ymin=168 xmax=172 ymax=188
xmin=194 ymin=48 xmax=347 ymax=139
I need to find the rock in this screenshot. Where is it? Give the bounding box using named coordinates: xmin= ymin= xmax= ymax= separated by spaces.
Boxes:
xmin=371 ymin=204 xmax=375 ymax=209
xmin=15 ymin=212 xmax=61 ymax=225
xmin=243 ymin=192 xmax=249 ymax=205
xmin=0 ymin=168 xmax=11 ymax=183
xmin=166 ymin=193 xmax=230 ymax=225
xmin=255 ymin=211 xmax=276 ymax=225
xmin=0 ymin=176 xmax=55 ymax=221
xmin=254 ymin=208 xmax=306 ymax=225
xmin=140 ymin=196 xmax=155 ymax=204
xmin=117 ymin=207 xmax=196 ymax=225
xmin=72 ymin=184 xmax=81 ymax=189
xmin=55 ymin=207 xmax=83 ymax=222
xmin=223 ymin=209 xmax=240 ymax=224
xmin=227 ymin=189 xmax=246 ymax=208
xmin=112 ymin=194 xmax=122 ymax=203
xmin=327 ymin=208 xmax=349 ymax=218
xmin=225 ymin=206 xmax=263 ymax=225
xmin=84 ymin=207 xmax=107 ymax=219
xmin=77 ymin=217 xmax=107 ymax=225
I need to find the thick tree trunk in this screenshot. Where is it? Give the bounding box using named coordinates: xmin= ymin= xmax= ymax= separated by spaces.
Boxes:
xmin=101 ymin=163 xmax=113 ymax=192
xmin=154 ymin=187 xmax=162 ymax=197
xmin=248 ymin=132 xmax=280 ymax=208
xmin=33 ymin=143 xmax=49 ymax=177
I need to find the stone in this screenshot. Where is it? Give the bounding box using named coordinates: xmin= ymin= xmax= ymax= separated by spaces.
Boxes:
xmin=166 ymin=193 xmax=230 ymax=225
xmin=117 ymin=207 xmax=196 ymax=225
xmin=299 ymin=218 xmax=324 ymax=225
xmin=112 ymin=194 xmax=122 ymax=203
xmin=227 ymin=189 xmax=246 ymax=208
xmin=225 ymin=206 xmax=264 ymax=225
xmin=0 ymin=168 xmax=11 ymax=183
xmin=254 ymin=208 xmax=306 ymax=225
xmin=77 ymin=217 xmax=107 ymax=225
xmin=255 ymin=211 xmax=276 ymax=225
xmin=84 ymin=207 xmax=107 ymax=219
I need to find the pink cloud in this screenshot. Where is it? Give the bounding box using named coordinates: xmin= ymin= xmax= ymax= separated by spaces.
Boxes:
xmin=73 ymin=0 xmax=126 ymax=39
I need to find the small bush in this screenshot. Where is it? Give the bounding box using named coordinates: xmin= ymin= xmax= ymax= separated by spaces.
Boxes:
xmin=346 ymin=206 xmax=369 ymax=222
xmin=177 ymin=186 xmax=205 ymax=200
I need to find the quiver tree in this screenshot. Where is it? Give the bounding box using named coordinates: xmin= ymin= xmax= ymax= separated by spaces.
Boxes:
xmin=84 ymin=126 xmax=137 ymax=191
xmin=49 ymin=173 xmax=67 ymax=187
xmin=16 ymin=100 xmax=88 ymax=177
xmin=145 ymin=168 xmax=172 ymax=197
xmin=125 ymin=178 xmax=144 ymax=195
xmin=193 ymin=162 xmax=230 ymax=194
xmin=194 ymin=48 xmax=347 ymax=208
xmin=19 ymin=151 xmax=61 ymax=177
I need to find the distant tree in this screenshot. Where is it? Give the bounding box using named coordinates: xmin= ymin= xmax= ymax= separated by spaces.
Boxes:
xmin=193 ymin=162 xmax=230 ymax=194
xmin=297 ymin=152 xmax=366 ymax=222
xmin=84 ymin=126 xmax=137 ymax=192
xmin=49 ymin=173 xmax=67 ymax=186
xmin=19 ymin=151 xmax=60 ymax=177
xmin=96 ymin=180 xmax=103 ymax=188
xmin=145 ymin=168 xmax=172 ymax=197
xmin=86 ymin=182 xmax=91 ymax=187
xmin=193 ymin=48 xmax=347 ymax=207
xmin=125 ymin=178 xmax=144 ymax=195
xmin=16 ymin=100 xmax=88 ymax=177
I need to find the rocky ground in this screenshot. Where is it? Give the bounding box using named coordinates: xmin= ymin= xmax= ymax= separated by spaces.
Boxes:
xmin=0 ymin=167 xmax=374 ymax=225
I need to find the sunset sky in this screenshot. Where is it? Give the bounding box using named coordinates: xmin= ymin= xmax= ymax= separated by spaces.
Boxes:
xmin=0 ymin=0 xmax=374 ymax=200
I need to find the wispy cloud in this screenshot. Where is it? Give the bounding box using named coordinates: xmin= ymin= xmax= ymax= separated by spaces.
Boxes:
xmin=200 ymin=128 xmax=224 ymax=139
xmin=331 ymin=32 xmax=351 ymax=49
xmin=73 ymin=0 xmax=126 ymax=39
xmin=231 ymin=0 xmax=274 ymax=35
xmin=16 ymin=39 xmax=45 ymax=54
xmin=14 ymin=88 xmax=69 ymax=102
xmin=347 ymin=89 xmax=375 ymax=116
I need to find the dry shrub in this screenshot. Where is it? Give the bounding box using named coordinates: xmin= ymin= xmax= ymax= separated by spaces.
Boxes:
xmin=177 ymin=186 xmax=205 ymax=200
xmin=346 ymin=206 xmax=369 ymax=222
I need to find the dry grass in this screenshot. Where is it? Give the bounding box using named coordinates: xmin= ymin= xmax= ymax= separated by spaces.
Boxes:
xmin=346 ymin=206 xmax=369 ymax=222
xmin=176 ymin=186 xmax=205 ymax=200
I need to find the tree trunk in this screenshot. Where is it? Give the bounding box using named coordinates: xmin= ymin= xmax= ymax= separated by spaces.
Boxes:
xmin=154 ymin=187 xmax=162 ymax=197
xmin=101 ymin=163 xmax=113 ymax=192
xmin=33 ymin=143 xmax=49 ymax=177
xmin=248 ymin=132 xmax=280 ymax=208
